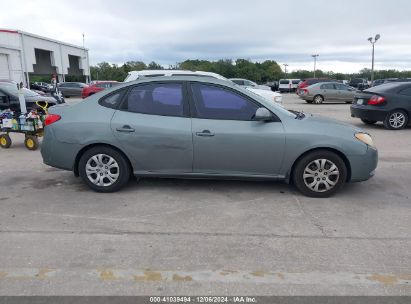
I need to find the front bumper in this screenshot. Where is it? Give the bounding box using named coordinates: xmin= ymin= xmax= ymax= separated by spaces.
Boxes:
xmin=348 ymin=146 xmax=378 ymax=182
xmin=350 ymin=105 xmax=387 ymax=122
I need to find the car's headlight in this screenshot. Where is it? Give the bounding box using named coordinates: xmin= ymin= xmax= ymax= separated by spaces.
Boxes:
xmin=355 ymin=132 xmax=375 ymax=148
xmin=274 ymin=96 xmax=282 ymax=103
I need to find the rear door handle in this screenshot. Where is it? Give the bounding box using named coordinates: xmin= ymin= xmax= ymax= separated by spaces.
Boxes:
xmin=116 ymin=125 xmax=135 ymax=133
xmin=196 ymin=130 xmax=214 ymax=137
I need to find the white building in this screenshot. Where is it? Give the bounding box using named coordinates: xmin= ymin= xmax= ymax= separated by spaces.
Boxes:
xmin=0 ymin=29 xmax=90 ymax=86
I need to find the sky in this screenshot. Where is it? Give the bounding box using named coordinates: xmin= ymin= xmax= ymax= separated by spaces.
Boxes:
xmin=1 ymin=0 xmax=411 ymax=73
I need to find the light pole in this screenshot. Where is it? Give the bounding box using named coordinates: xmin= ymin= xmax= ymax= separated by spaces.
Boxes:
xmin=311 ymin=54 xmax=319 ymax=78
xmin=283 ymin=63 xmax=289 ymax=78
xmin=368 ymin=34 xmax=380 ymax=86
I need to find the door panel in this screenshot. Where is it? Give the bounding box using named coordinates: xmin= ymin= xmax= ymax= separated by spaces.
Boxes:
xmin=110 ymin=82 xmax=193 ymax=174
xmin=189 ymin=82 xmax=285 ymax=176
xmin=192 ymin=119 xmax=285 ymax=176
xmin=111 ymin=111 xmax=193 ymax=173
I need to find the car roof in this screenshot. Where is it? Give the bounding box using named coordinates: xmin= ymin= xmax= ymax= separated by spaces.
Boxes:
xmin=116 ymin=75 xmax=234 ymax=89
xmin=127 ymin=70 xmax=227 ymax=80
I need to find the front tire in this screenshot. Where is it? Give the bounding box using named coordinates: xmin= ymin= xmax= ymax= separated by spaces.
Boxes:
xmin=292 ymin=150 xmax=347 ymax=198
xmin=383 ymin=110 xmax=408 ymax=130
xmin=78 ymin=146 xmax=131 ymax=192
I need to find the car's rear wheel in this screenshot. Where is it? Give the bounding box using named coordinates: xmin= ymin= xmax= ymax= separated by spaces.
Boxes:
xmin=361 ymin=119 xmax=377 ymax=125
xmin=78 ymin=146 xmax=131 ymax=192
xmin=383 ymin=110 xmax=408 ymax=130
xmin=293 ymin=150 xmax=347 ymax=198
xmin=313 ymin=95 xmax=324 ymax=104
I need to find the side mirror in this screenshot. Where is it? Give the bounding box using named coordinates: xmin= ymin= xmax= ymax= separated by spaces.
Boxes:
xmin=254 ymin=107 xmax=273 ymax=122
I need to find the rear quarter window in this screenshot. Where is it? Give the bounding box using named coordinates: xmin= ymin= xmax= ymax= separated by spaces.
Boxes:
xmin=98 ymin=89 xmax=126 ymax=109
xmin=399 ymin=86 xmax=411 ymax=96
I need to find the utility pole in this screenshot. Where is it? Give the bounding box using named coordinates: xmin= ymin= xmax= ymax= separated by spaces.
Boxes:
xmin=368 ymin=34 xmax=380 ymax=86
xmin=283 ymin=63 xmax=289 ymax=78
xmin=311 ymin=54 xmax=319 ymax=78
xmin=82 ymin=32 xmax=92 ymax=83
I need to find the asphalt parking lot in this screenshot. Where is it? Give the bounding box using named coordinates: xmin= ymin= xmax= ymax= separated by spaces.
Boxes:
xmin=0 ymin=94 xmax=410 ymax=296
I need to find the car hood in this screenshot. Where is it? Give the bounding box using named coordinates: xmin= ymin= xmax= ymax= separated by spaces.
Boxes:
xmin=300 ymin=113 xmax=363 ymax=133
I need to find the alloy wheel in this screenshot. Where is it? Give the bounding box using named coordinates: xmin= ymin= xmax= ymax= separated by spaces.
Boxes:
xmin=389 ymin=112 xmax=406 ymax=129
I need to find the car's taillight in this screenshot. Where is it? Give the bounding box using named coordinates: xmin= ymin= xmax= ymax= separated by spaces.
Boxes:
xmin=302 ymin=89 xmax=309 ymax=94
xmin=44 ymin=114 xmax=61 ymax=126
xmin=368 ymin=95 xmax=386 ymax=105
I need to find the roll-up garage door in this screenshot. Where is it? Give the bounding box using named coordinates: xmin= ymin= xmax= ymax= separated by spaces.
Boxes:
xmin=0 ymin=54 xmax=10 ymax=79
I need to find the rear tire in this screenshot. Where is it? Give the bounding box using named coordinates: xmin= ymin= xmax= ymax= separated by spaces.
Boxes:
xmin=361 ymin=119 xmax=377 ymax=125
xmin=313 ymin=95 xmax=324 ymax=104
xmin=292 ymin=150 xmax=347 ymax=198
xmin=383 ymin=110 xmax=408 ymax=130
xmin=78 ymin=146 xmax=131 ymax=192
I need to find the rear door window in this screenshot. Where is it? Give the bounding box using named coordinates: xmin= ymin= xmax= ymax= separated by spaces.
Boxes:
xmin=320 ymin=83 xmax=335 ymax=90
xmin=122 ymin=83 xmax=185 ymax=117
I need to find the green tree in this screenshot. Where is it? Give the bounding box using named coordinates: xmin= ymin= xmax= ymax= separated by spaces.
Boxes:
xmin=147 ymin=61 xmax=164 ymax=70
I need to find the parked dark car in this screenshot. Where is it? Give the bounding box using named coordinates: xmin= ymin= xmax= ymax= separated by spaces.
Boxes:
xmin=30 ymin=82 xmax=53 ymax=93
xmin=351 ymin=82 xmax=411 ymax=129
xmin=58 ymin=82 xmax=87 ymax=98
xmin=296 ymin=78 xmax=333 ymax=95
xmin=0 ymin=82 xmax=57 ymax=111
xmin=349 ymin=78 xmax=369 ymax=90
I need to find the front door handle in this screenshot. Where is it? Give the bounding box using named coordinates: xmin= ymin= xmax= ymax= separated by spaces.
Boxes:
xmin=116 ymin=125 xmax=135 ymax=133
xmin=196 ymin=130 xmax=214 ymax=137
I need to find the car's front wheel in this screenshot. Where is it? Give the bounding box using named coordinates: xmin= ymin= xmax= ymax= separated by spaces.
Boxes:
xmin=293 ymin=150 xmax=347 ymax=198
xmin=78 ymin=146 xmax=131 ymax=192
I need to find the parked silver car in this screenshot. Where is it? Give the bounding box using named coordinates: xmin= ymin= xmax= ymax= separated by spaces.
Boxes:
xmin=41 ymin=76 xmax=377 ymax=197
xmin=298 ymin=82 xmax=357 ymax=104
xmin=58 ymin=82 xmax=87 ymax=98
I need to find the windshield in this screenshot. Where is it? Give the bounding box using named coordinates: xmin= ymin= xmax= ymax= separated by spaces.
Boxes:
xmin=0 ymin=84 xmax=40 ymax=98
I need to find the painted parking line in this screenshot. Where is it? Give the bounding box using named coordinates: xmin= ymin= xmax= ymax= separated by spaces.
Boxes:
xmin=0 ymin=268 xmax=410 ymax=286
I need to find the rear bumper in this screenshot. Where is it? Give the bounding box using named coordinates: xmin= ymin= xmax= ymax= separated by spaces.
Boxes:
xmin=41 ymin=127 xmax=83 ymax=171
xmin=350 ymin=105 xmax=387 ymax=122
xmin=348 ymin=146 xmax=378 ymax=182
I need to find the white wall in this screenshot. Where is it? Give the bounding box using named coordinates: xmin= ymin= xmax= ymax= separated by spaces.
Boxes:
xmin=0 ymin=30 xmax=90 ymax=86
xmin=0 ymin=31 xmax=24 ymax=83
